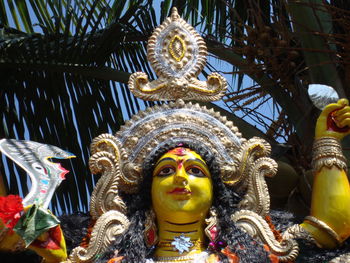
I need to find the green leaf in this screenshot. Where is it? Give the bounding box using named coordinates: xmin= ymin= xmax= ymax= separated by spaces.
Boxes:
xmin=7 ymin=0 xmax=21 ymax=30
xmin=14 ymin=205 xmax=60 ymax=247
xmin=14 ymin=0 xmax=34 ymax=33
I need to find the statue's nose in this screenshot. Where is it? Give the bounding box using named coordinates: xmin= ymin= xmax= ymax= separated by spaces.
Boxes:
xmin=173 ymin=168 xmax=188 ymax=186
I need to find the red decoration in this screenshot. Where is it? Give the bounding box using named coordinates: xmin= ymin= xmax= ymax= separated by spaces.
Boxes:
xmin=209 ymin=224 xmax=218 ymax=241
xmin=146 ymin=227 xmax=156 ymax=245
xmin=0 ymin=195 xmax=23 ymax=229
xmin=265 ymin=215 xmax=282 ymax=242
xmin=167 ymin=147 xmax=190 ymax=156
xmin=263 ymin=244 xmax=280 ymax=263
xmin=327 ymin=110 xmax=350 ymax=133
xmin=31 ymin=225 xmax=62 ymax=250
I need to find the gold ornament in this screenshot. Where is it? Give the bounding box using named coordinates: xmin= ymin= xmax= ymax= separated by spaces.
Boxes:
xmin=282 ymin=224 xmax=316 ymax=245
xmin=128 ymin=7 xmax=227 ymax=101
xmin=157 ymin=239 xmax=204 ymax=251
xmin=304 ymin=216 xmax=342 ymax=246
xmin=115 ymin=100 xmax=245 ymax=193
xmin=154 ymin=252 xmax=209 ymax=263
xmin=231 ymin=209 xmax=299 ymax=262
xmin=154 ymin=254 xmax=196 ymax=263
xmin=312 ymin=137 xmax=347 ymax=173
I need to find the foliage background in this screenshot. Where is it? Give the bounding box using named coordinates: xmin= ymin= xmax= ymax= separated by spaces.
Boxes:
xmin=1 ymin=0 xmax=349 ymax=216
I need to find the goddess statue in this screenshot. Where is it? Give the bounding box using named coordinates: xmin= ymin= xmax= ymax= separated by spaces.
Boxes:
xmin=1 ymin=7 xmax=349 ymax=263
xmin=66 ymin=7 xmax=350 ymax=263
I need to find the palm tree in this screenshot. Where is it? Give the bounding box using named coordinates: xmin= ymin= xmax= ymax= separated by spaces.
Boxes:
xmin=0 ymin=0 xmax=348 ymax=215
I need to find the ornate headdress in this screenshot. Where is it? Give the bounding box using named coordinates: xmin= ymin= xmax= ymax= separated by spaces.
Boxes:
xmin=69 ymin=8 xmax=299 ymax=263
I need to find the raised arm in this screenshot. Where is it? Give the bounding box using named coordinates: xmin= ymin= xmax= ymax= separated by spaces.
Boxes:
xmin=301 ymin=99 xmax=350 ymax=248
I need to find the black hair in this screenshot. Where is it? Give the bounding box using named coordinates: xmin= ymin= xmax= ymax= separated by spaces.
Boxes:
xmin=97 ymin=140 xmax=271 ymax=262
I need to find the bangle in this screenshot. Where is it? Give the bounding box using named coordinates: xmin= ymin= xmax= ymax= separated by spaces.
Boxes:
xmin=312 ymin=137 xmax=347 ymax=173
xmin=304 ymin=216 xmax=341 ymax=246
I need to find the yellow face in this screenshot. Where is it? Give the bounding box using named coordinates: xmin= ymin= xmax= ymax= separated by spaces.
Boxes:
xmin=151 ymin=148 xmax=213 ymax=222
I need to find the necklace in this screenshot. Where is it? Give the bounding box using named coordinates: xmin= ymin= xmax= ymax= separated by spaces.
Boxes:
xmin=157 ymin=235 xmax=205 ymax=254
xmin=148 ymin=251 xmax=209 ymax=263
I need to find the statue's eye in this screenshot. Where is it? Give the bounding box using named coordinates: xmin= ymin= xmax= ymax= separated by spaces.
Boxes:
xmin=187 ymin=167 xmax=206 ymax=177
xmin=32 ymin=163 xmax=48 ymax=175
xmin=157 ymin=166 xmax=175 ymax=177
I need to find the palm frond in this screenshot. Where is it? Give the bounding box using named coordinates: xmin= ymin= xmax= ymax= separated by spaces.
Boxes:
xmin=0 ymin=0 xmax=156 ymax=214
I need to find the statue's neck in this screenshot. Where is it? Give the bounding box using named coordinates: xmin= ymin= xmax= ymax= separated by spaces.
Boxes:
xmin=154 ymin=218 xmax=207 ymax=258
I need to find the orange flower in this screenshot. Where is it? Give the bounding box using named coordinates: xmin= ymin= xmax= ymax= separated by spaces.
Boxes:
xmin=221 ymin=247 xmax=240 ymax=263
xmin=107 ymin=256 xmax=124 ymax=263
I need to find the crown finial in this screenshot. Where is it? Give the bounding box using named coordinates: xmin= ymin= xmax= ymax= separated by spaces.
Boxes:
xmin=171 ymin=7 xmax=180 ymax=20
xmin=128 ymin=7 xmax=227 ymax=101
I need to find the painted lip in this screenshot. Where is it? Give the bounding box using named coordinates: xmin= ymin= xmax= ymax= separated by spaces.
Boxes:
xmin=167 ymin=188 xmax=192 ymax=195
xmin=58 ymin=163 xmax=70 ymax=179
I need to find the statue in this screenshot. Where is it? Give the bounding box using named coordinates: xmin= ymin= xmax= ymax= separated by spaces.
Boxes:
xmin=1 ymin=7 xmax=350 ymax=263
xmin=66 ymin=7 xmax=350 ymax=263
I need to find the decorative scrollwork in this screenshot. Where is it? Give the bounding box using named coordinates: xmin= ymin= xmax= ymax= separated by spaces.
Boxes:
xmin=227 ymin=138 xmax=277 ymax=216
xmin=232 ymin=210 xmax=299 ymax=262
xmin=223 ymin=137 xmax=271 ymax=186
xmin=69 ymin=211 xmax=130 ymax=263
xmin=282 ymin=224 xmax=316 ymax=245
xmin=90 ymin=133 xmax=123 ymax=158
xmin=239 ymin=138 xmax=272 ymax=180
xmin=129 ymin=71 xmax=227 ymax=101
xmin=89 ymin=151 xmax=126 ymax=220
xmin=238 ymin=156 xmax=277 ymax=216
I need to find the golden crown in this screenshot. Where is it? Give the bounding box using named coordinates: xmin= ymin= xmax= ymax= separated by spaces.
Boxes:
xmin=128 ymin=7 xmax=227 ymax=101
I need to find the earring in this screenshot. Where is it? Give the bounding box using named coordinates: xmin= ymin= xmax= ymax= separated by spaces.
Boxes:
xmin=144 ymin=209 xmax=158 ymax=248
xmin=205 ymin=207 xmax=218 ymax=243
xmin=205 ymin=207 xmax=227 ymax=250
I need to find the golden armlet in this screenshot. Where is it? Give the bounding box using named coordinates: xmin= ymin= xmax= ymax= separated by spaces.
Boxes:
xmin=312 ymin=137 xmax=347 ymax=172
